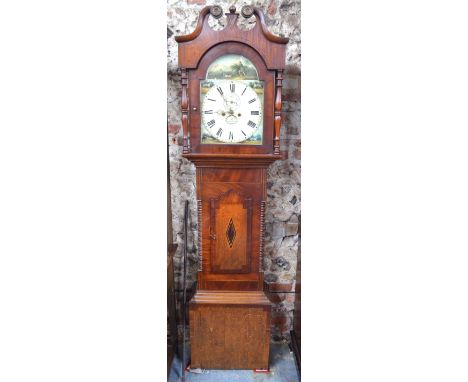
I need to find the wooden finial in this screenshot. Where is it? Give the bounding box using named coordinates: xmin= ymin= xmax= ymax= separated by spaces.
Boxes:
xmin=241 ymin=5 xmax=254 ymax=18
xmin=210 ymin=5 xmax=223 ymax=19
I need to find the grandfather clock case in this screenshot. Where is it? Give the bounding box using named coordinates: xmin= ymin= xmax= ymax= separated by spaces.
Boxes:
xmin=175 ymin=5 xmax=288 ymax=370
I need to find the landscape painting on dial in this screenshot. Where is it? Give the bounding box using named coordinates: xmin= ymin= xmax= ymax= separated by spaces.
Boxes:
xmin=206 ymin=54 xmax=259 ymax=81
xmin=201 ymin=54 xmax=263 ymax=145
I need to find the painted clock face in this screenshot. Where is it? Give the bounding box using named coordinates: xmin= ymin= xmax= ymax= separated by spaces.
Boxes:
xmin=200 ymin=54 xmax=264 ymax=145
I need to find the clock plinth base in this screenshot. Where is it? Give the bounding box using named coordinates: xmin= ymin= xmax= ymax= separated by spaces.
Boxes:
xmin=189 ymin=290 xmax=271 ymax=370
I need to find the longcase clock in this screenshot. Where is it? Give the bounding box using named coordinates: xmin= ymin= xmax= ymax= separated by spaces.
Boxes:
xmin=175 ymin=4 xmax=288 ymax=370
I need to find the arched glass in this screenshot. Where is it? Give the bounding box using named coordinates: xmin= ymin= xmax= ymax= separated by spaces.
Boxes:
xmin=200 ymin=54 xmax=264 ymax=145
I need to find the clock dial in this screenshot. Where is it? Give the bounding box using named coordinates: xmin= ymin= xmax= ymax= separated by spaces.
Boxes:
xmin=201 ymin=80 xmax=263 ymax=144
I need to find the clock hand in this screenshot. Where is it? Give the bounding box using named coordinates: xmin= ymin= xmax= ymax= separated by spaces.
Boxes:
xmin=228 ymin=108 xmax=242 ymax=118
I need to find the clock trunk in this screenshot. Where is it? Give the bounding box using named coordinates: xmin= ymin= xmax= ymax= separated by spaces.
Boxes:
xmin=197 ymin=166 xmax=266 ymax=289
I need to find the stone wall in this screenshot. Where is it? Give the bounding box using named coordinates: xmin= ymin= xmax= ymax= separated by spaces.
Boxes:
xmin=167 ymin=0 xmax=301 ymax=340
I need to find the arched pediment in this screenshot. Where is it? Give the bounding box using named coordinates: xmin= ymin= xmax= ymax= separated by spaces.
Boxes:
xmin=175 ymin=5 xmax=288 ymax=70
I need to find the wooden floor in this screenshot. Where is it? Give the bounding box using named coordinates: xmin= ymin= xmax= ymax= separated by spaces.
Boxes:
xmin=168 ymin=342 xmax=299 ymax=382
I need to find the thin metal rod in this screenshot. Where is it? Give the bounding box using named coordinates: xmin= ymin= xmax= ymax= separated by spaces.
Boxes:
xmin=181 ymin=200 xmax=189 ymax=382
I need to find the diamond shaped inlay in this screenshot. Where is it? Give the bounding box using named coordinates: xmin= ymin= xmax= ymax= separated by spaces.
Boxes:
xmin=226 ymin=218 xmax=236 ymax=248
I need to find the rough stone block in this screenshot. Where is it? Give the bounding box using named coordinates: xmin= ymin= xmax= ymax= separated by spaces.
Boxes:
xmin=283 ymin=73 xmax=301 ymax=102
xmin=266 ymin=292 xmax=286 ymax=304
xmin=267 ymin=282 xmax=294 ymax=292
xmin=271 ymin=313 xmax=288 ymax=333
xmin=272 ymin=207 xmax=293 ymax=222
xmin=293 ymin=147 xmax=301 ymax=159
xmin=267 ymin=0 xmax=278 ymax=16
xmin=187 ymin=0 xmax=206 ymax=5
xmin=280 ymin=0 xmax=296 ymax=12
xmin=168 ymin=124 xmax=180 ymax=135
xmin=264 ymin=273 xmax=278 ymax=283
xmin=280 ymin=273 xmax=294 ymax=282
xmin=272 ymin=256 xmax=291 ymax=271
xmin=285 ymin=214 xmax=299 ymax=236
xmin=285 ymin=221 xmax=298 ymax=236
xmin=271 ymin=221 xmax=286 ymax=238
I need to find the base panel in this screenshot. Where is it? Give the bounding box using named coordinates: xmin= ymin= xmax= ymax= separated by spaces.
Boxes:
xmin=189 ymin=291 xmax=271 ymax=370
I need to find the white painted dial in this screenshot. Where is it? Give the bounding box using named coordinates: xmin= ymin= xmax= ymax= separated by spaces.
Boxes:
xmin=201 ymin=80 xmax=263 ymax=144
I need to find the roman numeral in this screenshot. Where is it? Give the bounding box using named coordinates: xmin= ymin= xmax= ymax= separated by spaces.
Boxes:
xmin=241 ymin=130 xmax=246 ymax=136
xmin=248 ymin=98 xmax=256 ymax=104
xmin=217 ymin=87 xmax=223 ymax=95
xmin=241 ymin=87 xmax=247 ymax=95
xmin=207 ymin=119 xmax=215 ymax=128
xmin=216 ymin=128 xmax=223 ymax=137
xmin=247 ymin=120 xmax=256 ymax=128
xmin=251 ymin=111 xmax=259 ymax=115
xmin=207 ymin=98 xmax=216 ymax=101
xmin=229 ymin=131 xmax=233 ymax=140
xmin=230 ymin=83 xmax=235 ymax=93
xmin=204 ymin=110 xmax=213 ymax=114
